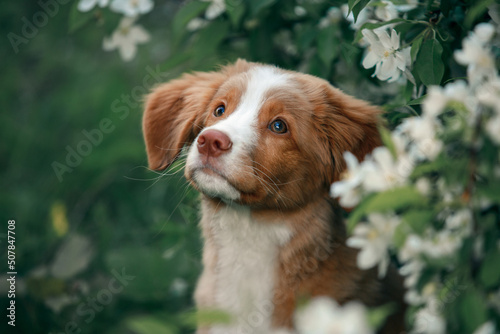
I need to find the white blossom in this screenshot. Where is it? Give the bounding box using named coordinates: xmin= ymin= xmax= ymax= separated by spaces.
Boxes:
xmin=319 ymin=7 xmax=342 ymax=28
xmin=445 ymin=209 xmax=473 ymax=236
xmin=397 ymin=116 xmax=443 ymax=161
xmin=294 ymin=6 xmax=307 ymax=17
xmin=473 ymin=22 xmax=496 ymax=43
xmin=422 ymin=230 xmax=462 ymax=259
xmin=473 ymin=321 xmax=496 ymax=334
xmin=411 ymin=299 xmax=446 ymax=334
xmin=110 ymin=0 xmax=154 ymax=17
xmin=331 ymin=146 xmax=413 ymax=205
xmin=347 ymin=213 xmax=400 ymax=277
xmin=398 ymin=235 xmax=425 ymax=295
xmin=362 ymin=147 xmax=409 ymax=192
xmin=201 ymin=0 xmax=226 ymax=20
xmin=330 ymin=152 xmax=366 ymax=207
xmin=169 ymin=278 xmax=188 ymax=295
xmin=295 ymin=297 xmax=373 ymax=334
xmin=399 ymin=234 xmax=424 ymax=262
xmin=186 ymin=17 xmax=209 ymax=31
xmin=422 ymin=81 xmax=474 ymax=118
xmin=455 ymin=23 xmax=497 ymax=86
xmin=400 ymin=259 xmax=424 ymax=291
xmin=486 ymin=114 xmax=500 ymax=144
xmin=476 ymin=77 xmax=500 ymax=143
xmin=477 ymin=78 xmax=500 ymax=113
xmin=77 ymin=0 xmax=109 ymax=12
xmin=415 ymin=178 xmax=431 ymax=196
xmin=374 ymin=1 xmax=398 ymax=22
xmin=341 ymin=4 xmax=372 ymax=30
xmin=103 ymin=17 xmax=150 ymax=62
xmin=406 ymin=281 xmax=439 ymax=306
xmin=362 ymin=29 xmax=411 ymax=82
xmin=419 ymin=80 xmax=480 ymax=134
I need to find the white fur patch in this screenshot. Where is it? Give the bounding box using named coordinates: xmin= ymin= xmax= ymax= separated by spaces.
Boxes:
xmin=206 ymin=204 xmax=292 ymax=334
xmin=186 ymin=66 xmax=290 ymax=201
xmin=209 ymin=66 xmax=290 ymax=149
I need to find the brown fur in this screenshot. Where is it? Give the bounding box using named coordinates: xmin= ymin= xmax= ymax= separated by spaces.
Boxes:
xmin=142 ymin=59 xmax=406 ymax=333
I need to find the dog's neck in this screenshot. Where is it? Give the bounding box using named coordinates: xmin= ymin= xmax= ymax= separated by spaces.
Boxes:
xmin=196 ymin=195 xmax=343 ymax=333
xmin=201 ymin=192 xmax=339 ymax=227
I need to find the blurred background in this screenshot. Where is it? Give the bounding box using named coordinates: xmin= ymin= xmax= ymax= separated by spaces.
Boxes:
xmin=1 ymin=0 xmax=496 ymax=333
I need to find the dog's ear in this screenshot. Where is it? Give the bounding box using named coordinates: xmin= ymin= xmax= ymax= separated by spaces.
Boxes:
xmin=309 ymin=81 xmax=382 ymax=184
xmin=142 ymin=71 xmax=227 ymax=171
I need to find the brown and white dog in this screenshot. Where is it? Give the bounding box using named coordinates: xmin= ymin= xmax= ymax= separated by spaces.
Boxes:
xmin=142 ymin=60 xmax=405 ymax=334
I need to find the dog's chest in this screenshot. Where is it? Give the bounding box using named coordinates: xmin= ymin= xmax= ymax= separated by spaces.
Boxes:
xmin=209 ymin=206 xmax=292 ymax=333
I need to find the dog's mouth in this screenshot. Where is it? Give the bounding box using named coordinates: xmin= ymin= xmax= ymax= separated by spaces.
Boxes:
xmin=188 ymin=166 xmax=242 ymax=202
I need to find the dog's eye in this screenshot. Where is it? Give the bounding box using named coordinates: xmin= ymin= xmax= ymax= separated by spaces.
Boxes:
xmin=214 ymin=105 xmax=225 ymax=117
xmin=269 ymin=119 xmax=288 ymax=134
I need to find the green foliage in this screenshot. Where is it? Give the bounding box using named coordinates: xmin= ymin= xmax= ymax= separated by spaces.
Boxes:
xmin=414 ymin=39 xmax=445 ymax=86
xmin=348 ymin=0 xmax=371 ymax=22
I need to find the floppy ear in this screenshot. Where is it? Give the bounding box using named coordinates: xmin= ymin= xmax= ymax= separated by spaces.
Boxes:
xmin=311 ymin=82 xmax=382 ymax=184
xmin=142 ymin=71 xmax=226 ymax=170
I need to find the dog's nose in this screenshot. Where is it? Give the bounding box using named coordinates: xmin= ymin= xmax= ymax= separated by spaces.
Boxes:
xmin=197 ymin=130 xmax=232 ymax=158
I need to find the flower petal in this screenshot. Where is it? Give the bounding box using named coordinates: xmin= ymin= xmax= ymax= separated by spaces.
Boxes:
xmin=362 ymin=51 xmax=380 ymax=69
xmin=130 ymin=26 xmax=150 ymax=43
xmin=374 ymin=29 xmax=393 ymax=50
xmin=119 ymin=39 xmax=136 ymax=62
xmin=78 ymin=0 xmax=97 ymax=12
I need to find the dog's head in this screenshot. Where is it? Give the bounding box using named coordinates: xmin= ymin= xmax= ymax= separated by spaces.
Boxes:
xmin=143 ymin=60 xmax=381 ymax=209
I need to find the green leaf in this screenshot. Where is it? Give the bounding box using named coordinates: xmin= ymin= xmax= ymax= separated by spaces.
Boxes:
xmin=479 ymin=250 xmax=500 ymax=288
xmin=465 ymin=0 xmax=495 ymax=29
xmin=68 ymin=2 xmax=95 ymax=33
xmin=414 ymin=39 xmax=444 ymax=86
xmin=411 ymin=158 xmax=446 ymax=178
xmin=317 ymin=26 xmax=339 ymax=67
xmin=351 ymin=0 xmax=371 ymax=22
xmin=194 ymin=20 xmax=230 ymax=55
xmin=459 ymin=291 xmax=488 ymax=333
xmin=364 ymin=187 xmax=426 ymax=213
xmin=180 ymin=309 xmax=232 ymax=328
xmin=105 ymin=247 xmax=182 ymax=301
xmin=296 ymin=24 xmax=317 ymax=53
xmin=393 ymin=223 xmax=410 ymax=248
xmin=308 ymin=54 xmax=328 ymax=78
xmin=410 ymin=36 xmax=423 ymax=63
xmin=402 ymin=209 xmax=434 ymax=234
xmin=379 ymin=126 xmax=397 ymax=158
xmin=347 ymin=193 xmax=376 ymax=234
xmin=126 ymin=316 xmax=178 ymax=334
xmin=440 ymin=0 xmax=455 ymax=17
xmin=348 ymin=0 xmax=371 ymax=22
xmin=347 ymin=187 xmax=425 ymax=233
xmin=367 ymin=304 xmax=396 ymax=330
xmin=341 ymin=42 xmax=361 ymax=65
xmin=225 ymin=1 xmax=246 ymax=27
xmin=477 ymin=180 xmax=500 ymax=203
xmin=249 ymin=0 xmax=277 ymax=16
xmin=406 ymin=95 xmax=426 ymax=106
xmin=172 ymin=1 xmax=210 ymax=37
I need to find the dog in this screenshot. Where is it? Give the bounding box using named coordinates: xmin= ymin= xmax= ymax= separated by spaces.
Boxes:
xmin=142 ymin=59 xmax=405 ymax=333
